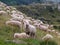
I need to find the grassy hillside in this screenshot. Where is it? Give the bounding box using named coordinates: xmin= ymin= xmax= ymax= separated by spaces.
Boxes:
xmin=15 ymin=4 xmax=60 ymax=31
xmin=0 ymin=15 xmax=59 ymax=45
xmin=0 ymin=2 xmax=60 ymax=45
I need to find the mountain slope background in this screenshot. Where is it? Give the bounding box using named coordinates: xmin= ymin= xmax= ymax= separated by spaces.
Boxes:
xmin=15 ymin=4 xmax=60 ymax=31
xmin=1 ymin=0 xmax=60 ymax=6
xmin=0 ymin=0 xmax=42 ymax=5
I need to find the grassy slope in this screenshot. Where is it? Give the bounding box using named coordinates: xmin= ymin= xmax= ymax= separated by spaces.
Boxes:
xmin=0 ymin=8 xmax=59 ymax=45
xmin=0 ymin=3 xmax=60 ymax=45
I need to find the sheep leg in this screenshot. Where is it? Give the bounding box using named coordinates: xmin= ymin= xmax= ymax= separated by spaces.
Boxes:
xmin=30 ymin=32 xmax=35 ymax=38
xmin=26 ymin=31 xmax=30 ymax=35
xmin=19 ymin=24 xmax=22 ymax=32
xmin=32 ymin=33 xmax=36 ymax=38
xmin=29 ymin=32 xmax=32 ymax=37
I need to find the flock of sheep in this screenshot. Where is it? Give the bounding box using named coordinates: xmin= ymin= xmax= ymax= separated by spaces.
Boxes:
xmin=0 ymin=1 xmax=60 ymax=41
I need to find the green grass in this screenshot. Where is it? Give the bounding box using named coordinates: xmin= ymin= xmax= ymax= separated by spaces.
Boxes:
xmin=40 ymin=40 xmax=57 ymax=45
xmin=0 ymin=4 xmax=60 ymax=45
xmin=0 ymin=15 xmax=58 ymax=45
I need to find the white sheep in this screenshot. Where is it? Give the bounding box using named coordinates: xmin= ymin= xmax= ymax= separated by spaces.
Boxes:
xmin=23 ymin=19 xmax=31 ymax=25
xmin=42 ymin=34 xmax=53 ymax=40
xmin=36 ymin=20 xmax=44 ymax=24
xmin=6 ymin=6 xmax=10 ymax=10
xmin=55 ymin=32 xmax=59 ymax=35
xmin=11 ymin=10 xmax=17 ymax=14
xmin=33 ymin=20 xmax=38 ymax=24
xmin=32 ymin=19 xmax=43 ymax=25
xmin=22 ymin=19 xmax=31 ymax=31
xmin=43 ymin=24 xmax=53 ymax=29
xmin=51 ymin=30 xmax=56 ymax=33
xmin=9 ymin=18 xmax=20 ymax=21
xmin=26 ymin=24 xmax=36 ymax=37
xmin=12 ymin=13 xmax=24 ymax=18
xmin=6 ymin=20 xmax=22 ymax=28
xmin=14 ymin=32 xmax=30 ymax=39
xmin=31 ymin=19 xmax=35 ymax=21
xmin=11 ymin=14 xmax=24 ymax=22
xmin=25 ymin=17 xmax=32 ymax=20
xmin=23 ymin=21 xmax=36 ymax=37
xmin=7 ymin=10 xmax=10 ymax=13
xmin=47 ymin=29 xmax=51 ymax=33
xmin=11 ymin=14 xmax=18 ymax=18
xmin=48 ymin=25 xmax=53 ymax=29
xmin=39 ymin=24 xmax=48 ymax=31
xmin=33 ymin=23 xmax=40 ymax=28
xmin=0 ymin=10 xmax=7 ymax=15
xmin=17 ymin=11 xmax=23 ymax=15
